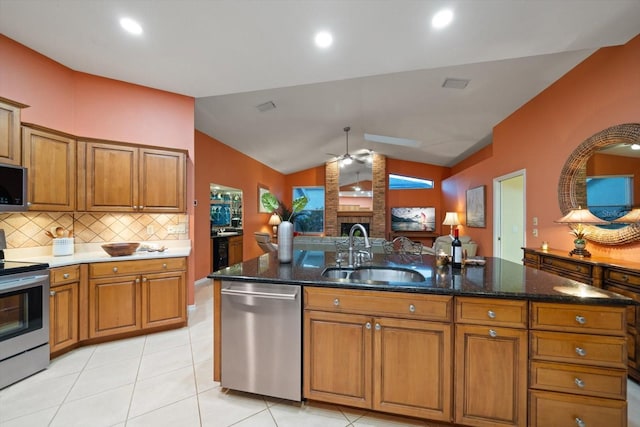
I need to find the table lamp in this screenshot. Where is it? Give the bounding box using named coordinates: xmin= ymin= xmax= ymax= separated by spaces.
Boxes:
xmin=612 ymin=208 xmax=640 ymax=224
xmin=442 ymin=212 xmax=461 ymax=237
xmin=555 ymin=206 xmax=609 ymax=257
xmin=268 ymin=213 xmax=281 ymax=236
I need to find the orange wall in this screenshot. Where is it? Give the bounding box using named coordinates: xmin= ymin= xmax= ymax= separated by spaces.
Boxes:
xmin=194 ymin=131 xmax=285 ymax=279
xmin=1 ymin=35 xmax=198 ymax=302
xmin=387 ymin=158 xmax=452 ymax=236
xmin=443 ymin=33 xmax=640 ymax=261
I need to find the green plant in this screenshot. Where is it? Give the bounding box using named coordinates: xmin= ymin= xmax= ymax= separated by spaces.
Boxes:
xmin=261 ymin=192 xmax=308 ymax=222
xmin=570 ymin=223 xmax=588 ymax=241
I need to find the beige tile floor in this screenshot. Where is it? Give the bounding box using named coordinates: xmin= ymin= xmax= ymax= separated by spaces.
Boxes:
xmin=1 ymin=279 xmax=639 ymax=427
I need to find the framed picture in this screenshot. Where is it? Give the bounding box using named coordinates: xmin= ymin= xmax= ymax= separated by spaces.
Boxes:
xmin=466 ymin=185 xmax=486 ymax=228
xmin=258 ymin=184 xmax=270 ymax=213
xmin=390 ymin=207 xmax=436 ymax=231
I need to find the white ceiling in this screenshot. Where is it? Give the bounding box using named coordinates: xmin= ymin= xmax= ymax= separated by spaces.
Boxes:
xmin=1 ymin=0 xmax=639 ymax=175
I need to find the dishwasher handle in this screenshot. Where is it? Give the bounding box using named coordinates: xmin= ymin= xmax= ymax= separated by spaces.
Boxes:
xmin=221 ymin=286 xmax=299 ymax=300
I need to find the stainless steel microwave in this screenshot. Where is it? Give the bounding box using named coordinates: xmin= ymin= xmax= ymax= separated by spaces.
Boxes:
xmin=0 ymin=164 xmax=28 ymax=212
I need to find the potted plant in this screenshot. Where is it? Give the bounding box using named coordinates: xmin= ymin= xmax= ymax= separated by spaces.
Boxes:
xmin=261 ymin=192 xmax=308 ymax=262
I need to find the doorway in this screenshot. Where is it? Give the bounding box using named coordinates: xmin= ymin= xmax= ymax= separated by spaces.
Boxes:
xmin=493 ymin=170 xmax=525 ymax=262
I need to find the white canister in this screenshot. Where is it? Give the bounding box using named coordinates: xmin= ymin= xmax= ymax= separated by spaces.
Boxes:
xmin=52 ymin=237 xmax=74 ymax=256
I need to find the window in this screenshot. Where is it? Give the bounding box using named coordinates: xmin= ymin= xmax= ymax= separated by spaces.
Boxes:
xmin=586 ymin=175 xmax=633 ymax=227
xmin=388 ymin=173 xmax=434 ymax=190
xmin=292 ymin=186 xmax=324 ymax=234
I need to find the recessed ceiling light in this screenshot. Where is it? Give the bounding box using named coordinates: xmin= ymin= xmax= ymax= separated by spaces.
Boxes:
xmin=314 ymin=31 xmax=333 ymax=48
xmin=431 ymin=9 xmax=453 ymax=29
xmin=120 ymin=17 xmax=143 ymax=35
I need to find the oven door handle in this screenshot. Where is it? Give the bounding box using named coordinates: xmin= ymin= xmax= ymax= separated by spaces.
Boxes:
xmin=0 ymin=274 xmax=49 ymax=292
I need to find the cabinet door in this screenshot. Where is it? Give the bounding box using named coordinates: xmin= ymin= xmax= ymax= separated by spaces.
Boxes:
xmin=304 ymin=310 xmax=372 ymax=408
xmin=455 ymin=324 xmax=528 ymax=427
xmin=228 ymin=236 xmax=243 ymax=265
xmin=84 ymin=142 xmax=138 ymax=212
xmin=89 ymin=275 xmax=141 ymax=338
xmin=0 ymin=100 xmax=22 ymax=165
xmin=22 ymin=126 xmax=76 ymax=211
xmin=139 ymin=148 xmax=185 ymax=212
xmin=49 ymin=282 xmax=79 ymax=353
xmin=373 ymin=317 xmax=452 ymax=422
xmin=141 ymin=270 xmax=186 ymax=329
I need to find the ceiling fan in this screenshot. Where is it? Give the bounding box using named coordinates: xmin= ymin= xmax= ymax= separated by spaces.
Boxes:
xmin=327 ymin=126 xmax=370 ymax=166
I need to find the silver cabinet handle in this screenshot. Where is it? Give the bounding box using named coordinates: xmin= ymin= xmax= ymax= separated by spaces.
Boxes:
xmin=133 ymin=205 xmax=138 ymax=210
xmin=487 ymin=310 xmax=496 ymax=319
xmin=50 ymin=290 xmax=56 ymax=296
xmin=142 ymin=277 xmax=147 ymax=282
xmin=113 ymin=267 xmax=118 ymax=273
xmin=375 ymin=323 xmax=381 ymax=331
xmin=162 ymin=263 xmax=167 ymax=268
xmin=409 ymin=304 xmax=416 ymax=313
xmin=333 ymin=298 xmax=340 ymax=306
xmin=575 ymin=347 xmax=587 ymax=357
xmin=365 ymin=322 xmax=371 ymax=330
xmin=575 ymin=417 xmax=586 ymax=427
xmin=63 ymin=273 xmax=70 ymax=279
xmin=489 ymin=329 xmax=498 ymax=338
xmin=575 ymin=315 xmax=586 ymax=325
xmin=574 ymin=378 xmax=585 ymax=388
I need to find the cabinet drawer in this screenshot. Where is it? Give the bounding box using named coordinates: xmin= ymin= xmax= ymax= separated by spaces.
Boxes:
xmin=304 ymin=287 xmax=452 ymax=322
xmin=604 ymin=284 xmax=639 ymax=326
xmin=530 ymin=331 xmax=627 ymax=368
xmin=540 ymin=256 xmax=592 ymax=279
xmin=531 ymin=302 xmax=626 ymax=336
xmin=606 ymin=268 xmax=640 ymax=287
xmin=50 ymin=265 xmax=80 ymax=285
xmin=530 ymin=361 xmax=626 ymax=400
xmin=89 ymin=257 xmax=186 ymax=278
xmin=523 ymin=251 xmax=539 ymax=266
xmin=529 ymin=390 xmax=626 ymax=427
xmin=455 ymin=297 xmax=527 ymax=328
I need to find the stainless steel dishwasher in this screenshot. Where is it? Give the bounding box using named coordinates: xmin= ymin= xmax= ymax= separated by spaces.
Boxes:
xmin=221 ymin=281 xmax=301 ymax=401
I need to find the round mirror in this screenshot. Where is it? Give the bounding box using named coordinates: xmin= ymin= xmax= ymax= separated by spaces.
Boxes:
xmin=558 ymin=123 xmax=640 ymax=245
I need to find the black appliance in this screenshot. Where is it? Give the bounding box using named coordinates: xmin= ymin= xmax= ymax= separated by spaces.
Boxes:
xmin=212 ymin=237 xmax=229 ymax=271
xmin=0 ymin=164 xmax=28 ymax=212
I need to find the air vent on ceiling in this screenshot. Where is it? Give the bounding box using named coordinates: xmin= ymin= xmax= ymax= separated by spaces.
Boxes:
xmin=256 ymin=101 xmax=276 ymax=112
xmin=442 ymin=78 xmax=470 ymax=89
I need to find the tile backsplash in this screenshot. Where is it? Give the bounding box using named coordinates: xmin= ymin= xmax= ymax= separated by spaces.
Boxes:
xmin=0 ymin=212 xmax=188 ymax=248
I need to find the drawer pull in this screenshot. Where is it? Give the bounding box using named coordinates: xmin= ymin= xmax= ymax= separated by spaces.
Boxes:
xmin=621 ymin=274 xmax=629 ymax=282
xmin=333 ymin=298 xmax=340 ymax=306
xmin=575 ymin=417 xmax=586 ymax=427
xmin=487 ymin=310 xmax=496 ymax=319
xmin=113 ymin=267 xmax=118 ymax=273
xmin=163 ymin=263 xmax=167 ymax=269
xmin=574 ymin=377 xmax=585 ymax=388
xmin=575 ymin=315 xmax=586 ymax=325
xmin=575 ymin=266 xmax=581 ymax=272
xmin=375 ymin=323 xmax=381 ymax=331
xmin=409 ymin=304 xmax=416 ymax=313
xmin=488 ymin=329 xmax=498 ymax=338
xmin=365 ymin=322 xmax=371 ymax=330
xmin=50 ymin=290 xmax=56 ymax=296
xmin=575 ymin=347 xmax=587 ymax=357
xmin=63 ymin=273 xmax=70 ymax=279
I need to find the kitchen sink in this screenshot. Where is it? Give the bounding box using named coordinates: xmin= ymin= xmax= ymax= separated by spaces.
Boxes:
xmin=321 ymin=266 xmax=425 ymax=283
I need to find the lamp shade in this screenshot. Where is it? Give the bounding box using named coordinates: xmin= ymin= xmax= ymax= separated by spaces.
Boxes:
xmin=442 ymin=212 xmax=461 ymax=226
xmin=555 ymin=207 xmax=609 ymax=225
xmin=612 ymin=208 xmax=640 ymax=223
xmin=268 ymin=213 xmax=282 ymax=226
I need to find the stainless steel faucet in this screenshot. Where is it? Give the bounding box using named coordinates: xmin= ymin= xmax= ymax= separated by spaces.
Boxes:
xmin=348 ymin=223 xmax=371 ymax=267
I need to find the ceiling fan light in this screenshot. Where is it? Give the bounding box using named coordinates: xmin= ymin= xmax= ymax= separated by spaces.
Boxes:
xmin=342 ymin=156 xmax=353 ymax=166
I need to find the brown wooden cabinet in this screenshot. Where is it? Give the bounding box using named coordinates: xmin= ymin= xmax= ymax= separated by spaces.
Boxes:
xmin=228 ymin=235 xmax=243 ymax=265
xmin=78 ymin=140 xmax=186 ymax=213
xmin=0 ymin=98 xmax=26 ymax=166
xmin=22 ymin=125 xmax=76 ymax=211
xmin=523 ymin=247 xmax=640 ymax=382
xmin=88 ymin=257 xmax=187 ymax=339
xmin=454 ymin=297 xmax=528 ymax=427
xmin=49 ymin=265 xmax=80 ymax=355
xmin=529 ymin=302 xmax=628 ymax=426
xmin=303 ymin=287 xmax=453 ymax=421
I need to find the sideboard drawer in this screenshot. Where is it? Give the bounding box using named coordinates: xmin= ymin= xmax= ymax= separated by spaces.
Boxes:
xmin=606 ymin=268 xmax=640 ymax=287
xmin=530 ymin=361 xmax=626 ymax=400
xmin=530 ymin=302 xmax=626 ymax=336
xmin=530 ymin=331 xmax=627 ymax=368
xmin=455 ymin=297 xmax=527 ymax=328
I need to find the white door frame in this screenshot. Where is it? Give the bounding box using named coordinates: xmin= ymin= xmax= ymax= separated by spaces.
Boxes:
xmin=493 ymin=169 xmax=526 ymax=260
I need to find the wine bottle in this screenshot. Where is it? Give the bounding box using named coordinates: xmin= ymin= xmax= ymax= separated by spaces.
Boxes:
xmin=451 ymin=228 xmax=463 ymax=269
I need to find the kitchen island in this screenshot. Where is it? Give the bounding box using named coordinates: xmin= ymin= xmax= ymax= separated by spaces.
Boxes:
xmin=209 ymin=250 xmax=634 ymax=427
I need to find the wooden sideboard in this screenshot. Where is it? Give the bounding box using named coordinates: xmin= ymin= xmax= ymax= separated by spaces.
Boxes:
xmin=523 ymin=247 xmax=640 ymax=382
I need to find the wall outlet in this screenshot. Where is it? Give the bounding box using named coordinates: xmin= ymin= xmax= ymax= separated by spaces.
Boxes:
xmin=532 ymin=228 xmax=538 ymax=237
xmin=146 ymin=225 xmax=154 ymax=235
xmin=168 ymin=223 xmax=187 ymax=234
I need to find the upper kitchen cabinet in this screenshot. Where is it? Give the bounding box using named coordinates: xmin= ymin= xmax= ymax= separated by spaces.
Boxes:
xmin=78 ymin=140 xmax=186 ymax=213
xmin=22 ymin=125 xmax=76 ymax=211
xmin=0 ymin=98 xmax=28 ymax=166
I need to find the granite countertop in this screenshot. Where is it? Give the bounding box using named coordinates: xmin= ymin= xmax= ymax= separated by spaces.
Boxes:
xmin=209 ymin=250 xmax=635 ymax=306
xmin=4 ymin=240 xmax=192 ymax=268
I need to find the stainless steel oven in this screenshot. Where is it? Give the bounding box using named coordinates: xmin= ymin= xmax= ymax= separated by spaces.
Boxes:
xmin=0 ymin=263 xmax=50 ymax=389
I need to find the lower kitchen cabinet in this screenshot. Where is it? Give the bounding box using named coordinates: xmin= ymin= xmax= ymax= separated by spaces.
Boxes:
xmin=303 ymin=287 xmax=453 ymax=421
xmin=88 ymin=257 xmax=187 ymax=339
xmin=228 ymin=235 xmax=243 ymax=266
xmin=49 ymin=265 xmax=80 ymax=355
